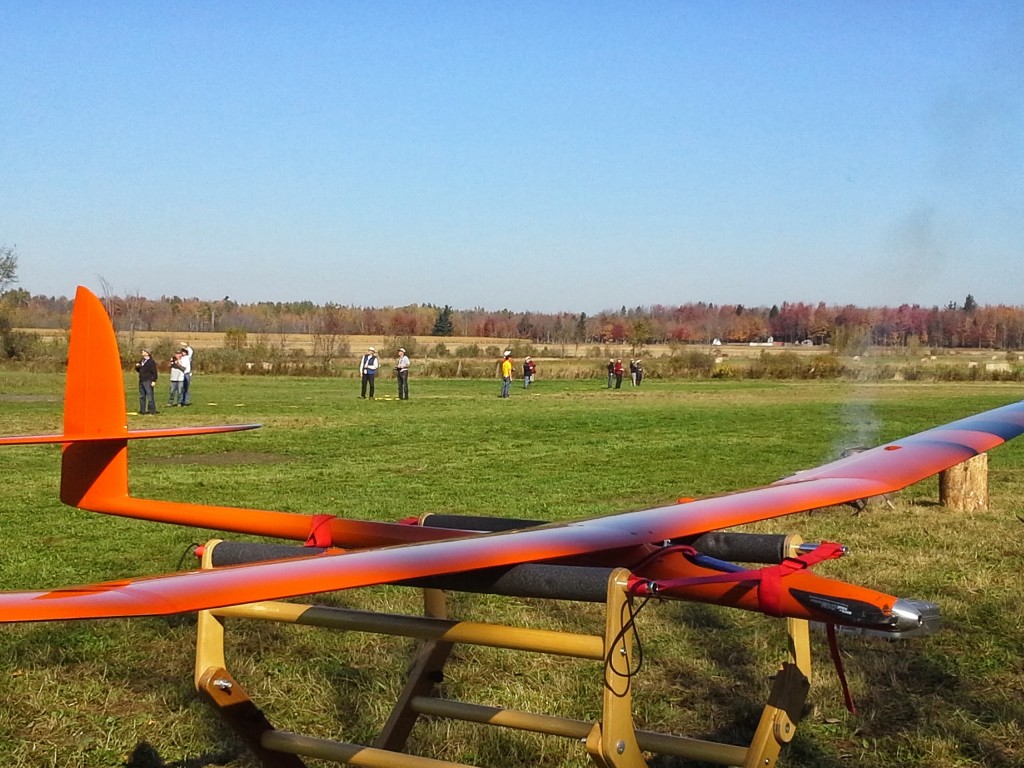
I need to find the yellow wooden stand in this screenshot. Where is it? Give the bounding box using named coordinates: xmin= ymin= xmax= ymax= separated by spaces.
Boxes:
xmin=195 ymin=539 xmax=812 ymax=768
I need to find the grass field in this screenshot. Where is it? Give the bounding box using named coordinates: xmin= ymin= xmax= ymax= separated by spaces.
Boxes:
xmin=1 ymin=373 xmax=1023 ymax=767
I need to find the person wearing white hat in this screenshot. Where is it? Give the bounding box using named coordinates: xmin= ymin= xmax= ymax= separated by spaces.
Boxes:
xmin=360 ymin=346 xmax=380 ymax=398
xmin=395 ymin=347 xmax=410 ymax=400
xmin=523 ymin=356 xmax=536 ymax=389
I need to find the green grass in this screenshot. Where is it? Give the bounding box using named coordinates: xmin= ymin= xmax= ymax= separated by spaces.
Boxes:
xmin=1 ymin=374 xmax=1023 ymax=767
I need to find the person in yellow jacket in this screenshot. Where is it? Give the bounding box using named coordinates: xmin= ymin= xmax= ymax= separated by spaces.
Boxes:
xmin=499 ymin=351 xmax=513 ymax=398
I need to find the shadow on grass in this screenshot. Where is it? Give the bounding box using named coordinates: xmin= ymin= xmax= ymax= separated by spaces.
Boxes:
xmin=840 ymin=623 xmax=1024 ymax=767
xmin=125 ymin=740 xmax=242 ymax=767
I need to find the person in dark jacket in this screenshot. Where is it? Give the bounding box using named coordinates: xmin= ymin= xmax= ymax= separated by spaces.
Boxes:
xmin=395 ymin=348 xmax=410 ymax=400
xmin=523 ymin=356 xmax=536 ymax=388
xmin=135 ymin=349 xmax=158 ymax=414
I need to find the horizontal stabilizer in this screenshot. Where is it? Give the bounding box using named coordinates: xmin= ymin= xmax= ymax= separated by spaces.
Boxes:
xmin=0 ymin=424 xmax=259 ymax=446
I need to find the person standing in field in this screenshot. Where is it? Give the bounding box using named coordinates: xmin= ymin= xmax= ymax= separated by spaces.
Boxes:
xmin=500 ymin=351 xmax=513 ymax=398
xmin=360 ymin=346 xmax=379 ymax=398
xmin=135 ymin=349 xmax=158 ymax=415
xmin=630 ymin=359 xmax=638 ymax=386
xmin=523 ymin=356 xmax=536 ymax=388
xmin=167 ymin=350 xmax=185 ymax=406
xmin=634 ymin=359 xmax=644 ymax=387
xmin=395 ymin=347 xmax=410 ymax=400
xmin=607 ymin=359 xmax=615 ymax=388
xmin=613 ymin=358 xmax=624 ymax=389
xmin=178 ymin=342 xmax=194 ymax=405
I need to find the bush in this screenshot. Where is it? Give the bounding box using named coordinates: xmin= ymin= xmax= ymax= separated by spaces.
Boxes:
xmin=744 ymin=350 xmax=846 ymax=380
xmin=1 ymin=328 xmax=40 ymax=360
xmin=223 ymin=327 xmax=247 ymax=350
xmin=382 ymin=335 xmax=419 ymax=358
xmin=805 ymin=354 xmax=845 ymax=379
xmin=455 ymin=344 xmax=481 ymax=358
xmin=660 ymin=350 xmax=717 ymax=377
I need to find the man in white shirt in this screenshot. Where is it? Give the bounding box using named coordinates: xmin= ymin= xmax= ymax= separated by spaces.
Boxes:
xmin=178 ymin=342 xmax=194 ymax=405
xmin=360 ymin=346 xmax=379 ymax=399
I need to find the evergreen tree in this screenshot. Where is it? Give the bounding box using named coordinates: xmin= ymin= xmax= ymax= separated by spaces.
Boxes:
xmin=574 ymin=313 xmax=588 ymax=344
xmin=432 ymin=305 xmax=454 ymax=336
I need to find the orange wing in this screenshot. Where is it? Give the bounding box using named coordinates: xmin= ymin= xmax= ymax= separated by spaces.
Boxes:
xmin=2 ymin=397 xmax=1023 ymax=623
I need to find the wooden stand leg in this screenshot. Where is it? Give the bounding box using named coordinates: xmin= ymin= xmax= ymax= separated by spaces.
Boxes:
xmin=376 ymin=588 xmax=454 ymax=751
xmin=586 ymin=568 xmax=648 ymax=768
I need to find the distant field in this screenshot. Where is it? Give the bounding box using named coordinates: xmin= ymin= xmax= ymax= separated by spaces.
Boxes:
xmin=17 ymin=326 xmax=1022 ymax=369
xmin=18 ymin=326 xmax=744 ymax=358
xmin=1 ymin=375 xmax=1023 ymax=767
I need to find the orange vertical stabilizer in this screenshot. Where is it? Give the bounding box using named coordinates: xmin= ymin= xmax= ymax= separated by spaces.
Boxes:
xmin=52 ymin=286 xmax=259 ymax=509
xmin=59 ymin=286 xmax=130 ymax=507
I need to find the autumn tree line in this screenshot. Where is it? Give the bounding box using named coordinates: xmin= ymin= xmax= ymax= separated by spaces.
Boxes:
xmin=5 ymin=287 xmax=1023 ymax=356
xmin=2 ymin=245 xmax=1023 ymax=370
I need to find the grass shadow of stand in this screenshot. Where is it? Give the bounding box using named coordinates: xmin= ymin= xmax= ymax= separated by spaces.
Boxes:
xmin=125 ymin=740 xmax=243 ymax=768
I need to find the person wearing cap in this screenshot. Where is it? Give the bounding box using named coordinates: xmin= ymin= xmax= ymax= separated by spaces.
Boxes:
xmin=523 ymin=356 xmax=536 ymax=389
xmin=134 ymin=349 xmax=158 ymax=415
xmin=178 ymin=342 xmax=193 ymax=405
xmin=360 ymin=346 xmax=380 ymax=398
xmin=395 ymin=347 xmax=410 ymax=400
xmin=634 ymin=358 xmax=644 ymax=387
xmin=167 ymin=350 xmax=185 ymax=406
xmin=607 ymin=359 xmax=615 ymax=388
xmin=499 ymin=351 xmax=513 ymax=398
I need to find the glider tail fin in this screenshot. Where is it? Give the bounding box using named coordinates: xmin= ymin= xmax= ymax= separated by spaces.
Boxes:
xmin=1 ymin=286 xmax=427 ymax=546
xmin=53 ymin=287 xmax=259 ymax=508
xmin=63 ymin=286 xmax=130 ymax=441
xmin=59 ymin=286 xmax=131 ymax=507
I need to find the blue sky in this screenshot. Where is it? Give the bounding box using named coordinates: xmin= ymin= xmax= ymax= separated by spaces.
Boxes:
xmin=2 ymin=2 xmax=1021 ymax=313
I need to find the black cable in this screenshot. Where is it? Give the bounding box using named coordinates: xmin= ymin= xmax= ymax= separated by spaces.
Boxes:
xmin=604 ymin=593 xmax=650 ymax=697
xmin=176 ymin=542 xmax=202 ymax=571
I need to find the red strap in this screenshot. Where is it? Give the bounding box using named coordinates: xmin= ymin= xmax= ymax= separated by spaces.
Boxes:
xmin=305 ymin=515 xmax=336 ymax=547
xmin=629 ymin=542 xmax=846 ymax=616
xmin=758 ymin=541 xmax=846 ymax=615
xmin=826 ymin=623 xmax=857 ymax=714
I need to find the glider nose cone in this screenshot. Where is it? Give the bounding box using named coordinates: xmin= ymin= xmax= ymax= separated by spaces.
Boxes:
xmin=888 ymin=598 xmax=942 ymax=637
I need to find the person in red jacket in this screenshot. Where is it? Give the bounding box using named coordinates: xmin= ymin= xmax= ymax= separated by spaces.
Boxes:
xmin=523 ymin=356 xmax=536 ymax=388
xmin=613 ymin=359 xmax=624 ymax=389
